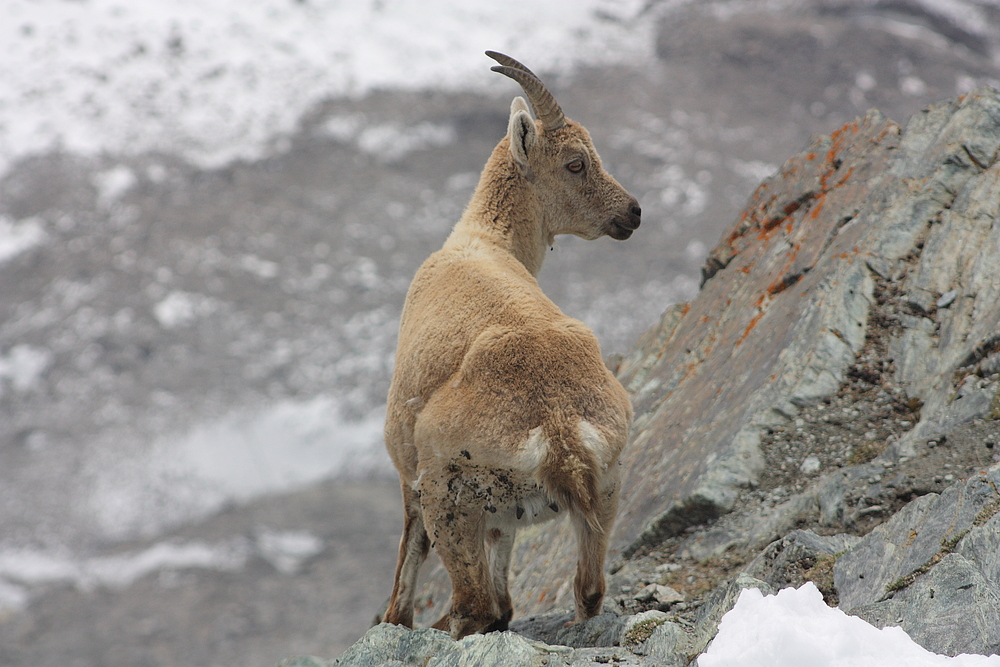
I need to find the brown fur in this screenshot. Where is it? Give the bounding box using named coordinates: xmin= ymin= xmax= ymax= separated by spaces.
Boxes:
xmin=378 ymin=58 xmax=638 ymax=639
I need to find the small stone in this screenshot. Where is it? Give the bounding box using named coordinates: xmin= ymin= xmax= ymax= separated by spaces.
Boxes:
xmin=944 ymin=474 xmax=954 ymax=482
xmin=936 ymin=290 xmax=957 ymax=308
xmin=634 ymin=583 xmax=684 ymax=605
xmin=653 ymin=585 xmax=685 ymax=605
xmin=634 ymin=584 xmax=658 ymax=602
xmin=621 ymin=609 xmax=670 ymax=645
xmin=800 ymin=456 xmax=821 ymax=474
xmin=655 ymin=562 xmax=682 ymax=573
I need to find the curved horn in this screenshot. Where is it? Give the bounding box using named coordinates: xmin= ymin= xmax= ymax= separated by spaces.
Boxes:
xmin=486 ymin=51 xmax=566 ymax=131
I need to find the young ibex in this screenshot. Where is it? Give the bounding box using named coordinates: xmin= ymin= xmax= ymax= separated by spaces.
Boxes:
xmin=380 ymin=51 xmax=640 ymax=639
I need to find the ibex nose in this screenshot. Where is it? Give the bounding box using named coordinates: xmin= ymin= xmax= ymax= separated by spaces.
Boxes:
xmin=624 ymin=199 xmax=641 ymax=230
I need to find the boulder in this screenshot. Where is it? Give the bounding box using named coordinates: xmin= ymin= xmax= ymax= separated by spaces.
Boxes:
xmin=285 ymin=620 xmax=692 ymax=667
xmin=743 ymin=529 xmax=861 ymax=593
xmin=835 ymin=464 xmax=1000 ymax=656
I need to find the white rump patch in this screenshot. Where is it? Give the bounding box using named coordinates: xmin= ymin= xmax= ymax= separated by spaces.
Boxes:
xmin=516 ymin=426 xmax=548 ymax=472
xmin=578 ymin=419 xmax=612 ymax=470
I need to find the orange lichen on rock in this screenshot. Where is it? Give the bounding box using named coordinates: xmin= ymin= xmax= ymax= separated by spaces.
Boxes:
xmin=836 ymin=166 xmax=855 ymax=188
xmin=736 ymin=294 xmax=769 ymax=346
xmin=737 ymin=310 xmax=765 ymax=346
xmin=767 ymin=273 xmax=802 ymax=296
xmin=808 ymin=194 xmax=826 ymax=220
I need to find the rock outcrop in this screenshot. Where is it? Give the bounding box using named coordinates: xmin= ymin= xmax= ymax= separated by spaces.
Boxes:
xmin=285 ymin=87 xmax=1000 ymax=665
xmin=836 ymin=466 xmax=1000 ymax=656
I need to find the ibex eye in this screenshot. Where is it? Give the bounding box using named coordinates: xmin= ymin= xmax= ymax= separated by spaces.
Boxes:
xmin=567 ymin=159 xmax=584 ymax=173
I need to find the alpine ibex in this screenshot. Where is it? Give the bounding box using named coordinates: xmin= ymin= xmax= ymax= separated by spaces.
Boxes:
xmin=379 ymin=51 xmax=639 ymax=639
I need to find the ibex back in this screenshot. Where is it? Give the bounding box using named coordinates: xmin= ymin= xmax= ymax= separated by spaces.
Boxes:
xmin=379 ymin=51 xmax=639 ymax=639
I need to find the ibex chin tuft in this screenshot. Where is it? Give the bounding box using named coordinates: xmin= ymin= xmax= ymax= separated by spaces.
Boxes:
xmin=377 ymin=51 xmax=639 ymax=639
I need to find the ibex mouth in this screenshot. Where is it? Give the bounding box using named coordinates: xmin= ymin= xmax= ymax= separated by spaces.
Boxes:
xmin=608 ymin=201 xmax=641 ymax=240
xmin=608 ymin=222 xmax=635 ymax=240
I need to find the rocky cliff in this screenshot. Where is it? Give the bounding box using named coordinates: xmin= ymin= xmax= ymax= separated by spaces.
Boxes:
xmin=286 ymin=87 xmax=1000 ymax=666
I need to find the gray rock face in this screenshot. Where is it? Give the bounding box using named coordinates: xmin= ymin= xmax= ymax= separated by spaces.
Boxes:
xmin=835 ymin=466 xmax=1000 ymax=610
xmin=635 ymin=621 xmax=689 ymax=665
xmin=743 ymin=529 xmax=861 ymax=592
xmin=834 ymin=464 xmax=1000 ymax=656
xmin=330 ymin=624 xmax=456 ymax=667
xmin=317 ymin=625 xmax=562 ymax=667
xmin=285 ymin=622 xmax=689 ymax=667
xmin=511 ymin=610 xmax=622 ymax=649
xmin=855 ymin=553 xmax=1000 ymax=658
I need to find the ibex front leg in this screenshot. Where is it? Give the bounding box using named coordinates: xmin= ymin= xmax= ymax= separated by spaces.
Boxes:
xmin=382 ymin=482 xmax=430 ymax=628
xmin=420 ymin=465 xmax=502 ymax=639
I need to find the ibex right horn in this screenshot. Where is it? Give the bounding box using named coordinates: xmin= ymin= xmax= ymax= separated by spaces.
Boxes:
xmin=486 ymin=51 xmax=566 ymax=131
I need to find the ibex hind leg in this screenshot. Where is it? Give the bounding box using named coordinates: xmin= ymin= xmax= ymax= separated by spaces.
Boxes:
xmin=570 ymin=482 xmax=619 ymax=624
xmin=382 ymin=482 xmax=430 ymax=628
xmin=485 ymin=526 xmax=515 ymax=631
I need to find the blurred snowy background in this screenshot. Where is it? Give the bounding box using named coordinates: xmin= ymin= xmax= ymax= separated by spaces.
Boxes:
xmin=1 ymin=0 xmax=999 ymax=665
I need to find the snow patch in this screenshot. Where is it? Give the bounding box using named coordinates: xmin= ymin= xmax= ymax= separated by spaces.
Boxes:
xmin=685 ymin=239 xmax=707 ymax=262
xmin=0 ymin=216 xmax=46 ymax=264
xmin=0 ymin=344 xmax=52 ymax=393
xmin=91 ymin=165 xmax=137 ymax=207
xmin=84 ymin=397 xmax=389 ymax=540
xmin=153 ymin=290 xmax=220 ymax=328
xmin=356 ymin=121 xmax=457 ymax=162
xmin=322 ymin=114 xmax=366 ymax=143
xmin=901 ymin=75 xmax=929 ymax=97
xmin=255 ymin=528 xmax=325 ymax=575
xmin=0 ymin=528 xmax=324 ymax=611
xmin=239 ymin=254 xmax=280 ymax=280
xmin=0 ymin=0 xmax=655 ymax=177
xmin=320 ymin=115 xmax=457 ymax=161
xmin=700 ymin=583 xmax=1000 ymax=667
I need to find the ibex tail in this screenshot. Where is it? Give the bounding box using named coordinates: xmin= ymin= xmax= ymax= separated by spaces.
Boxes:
xmin=537 ymin=414 xmax=604 ymax=533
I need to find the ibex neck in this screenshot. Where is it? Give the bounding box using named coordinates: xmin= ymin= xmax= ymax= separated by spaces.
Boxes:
xmin=448 ymin=150 xmax=550 ymax=276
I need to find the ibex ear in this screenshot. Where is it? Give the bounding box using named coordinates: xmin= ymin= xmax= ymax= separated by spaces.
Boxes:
xmin=507 ymin=97 xmax=537 ymax=181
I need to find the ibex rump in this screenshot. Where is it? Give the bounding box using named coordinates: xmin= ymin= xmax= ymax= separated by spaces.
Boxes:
xmin=380 ymin=51 xmax=639 ymax=639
